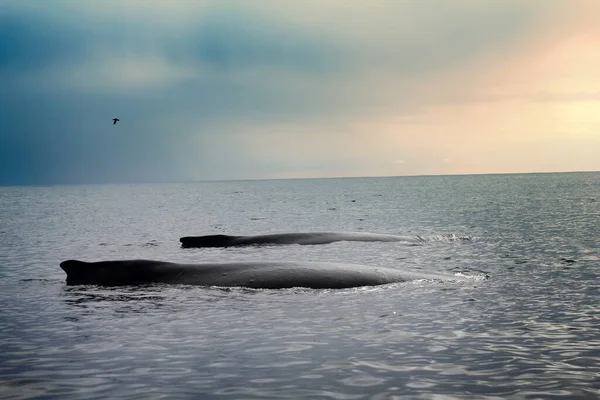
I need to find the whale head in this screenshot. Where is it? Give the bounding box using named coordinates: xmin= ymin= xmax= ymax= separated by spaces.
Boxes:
xmin=180 ymin=234 xmax=238 ymax=248
xmin=60 ymin=260 xmax=111 ymax=285
xmin=60 ymin=259 xmax=167 ymax=285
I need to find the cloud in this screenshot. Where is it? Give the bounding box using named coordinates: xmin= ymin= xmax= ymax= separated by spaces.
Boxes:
xmin=1 ymin=0 xmax=551 ymax=85
xmin=49 ymin=57 xmax=199 ymax=92
xmin=1 ymin=0 xmax=598 ymax=185
xmin=0 ymin=9 xmax=88 ymax=70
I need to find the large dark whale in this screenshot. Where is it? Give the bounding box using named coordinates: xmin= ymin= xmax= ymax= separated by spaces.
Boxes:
xmin=180 ymin=232 xmax=418 ymax=248
xmin=60 ymin=259 xmax=458 ymax=289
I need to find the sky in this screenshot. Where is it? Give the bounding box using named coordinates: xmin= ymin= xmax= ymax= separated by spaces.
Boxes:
xmin=1 ymin=0 xmax=599 ymax=185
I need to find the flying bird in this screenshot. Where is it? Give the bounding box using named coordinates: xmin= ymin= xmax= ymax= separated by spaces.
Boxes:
xmin=112 ymin=118 xmax=120 ymax=125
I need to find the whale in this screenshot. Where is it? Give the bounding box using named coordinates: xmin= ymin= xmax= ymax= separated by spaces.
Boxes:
xmin=180 ymin=232 xmax=419 ymax=249
xmin=60 ymin=259 xmax=458 ymax=289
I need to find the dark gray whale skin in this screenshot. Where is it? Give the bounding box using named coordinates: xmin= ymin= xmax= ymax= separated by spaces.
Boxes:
xmin=180 ymin=232 xmax=415 ymax=248
xmin=60 ymin=259 xmax=456 ymax=289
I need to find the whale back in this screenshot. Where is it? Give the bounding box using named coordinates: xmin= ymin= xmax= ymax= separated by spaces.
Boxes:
xmin=59 ymin=259 xmax=461 ymax=288
xmin=179 ymin=232 xmax=408 ymax=248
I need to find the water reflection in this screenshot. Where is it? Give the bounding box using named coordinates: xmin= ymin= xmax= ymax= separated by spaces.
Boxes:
xmin=58 ymin=285 xmax=176 ymax=322
xmin=61 ymin=285 xmax=166 ymax=305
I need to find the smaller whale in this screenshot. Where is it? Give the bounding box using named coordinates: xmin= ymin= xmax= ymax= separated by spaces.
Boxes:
xmin=180 ymin=232 xmax=417 ymax=248
xmin=60 ymin=259 xmax=459 ymax=289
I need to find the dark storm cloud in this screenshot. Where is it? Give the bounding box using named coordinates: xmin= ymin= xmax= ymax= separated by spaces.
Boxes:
xmin=0 ymin=10 xmax=86 ymax=69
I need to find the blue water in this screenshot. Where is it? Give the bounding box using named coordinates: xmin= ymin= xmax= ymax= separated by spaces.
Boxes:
xmin=1 ymin=172 xmax=599 ymax=399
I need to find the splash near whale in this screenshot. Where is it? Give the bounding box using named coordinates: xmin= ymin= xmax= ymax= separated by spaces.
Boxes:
xmin=60 ymin=259 xmax=460 ymax=289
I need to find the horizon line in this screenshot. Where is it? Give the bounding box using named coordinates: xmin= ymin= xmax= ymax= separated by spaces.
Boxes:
xmin=1 ymin=169 xmax=598 ymax=188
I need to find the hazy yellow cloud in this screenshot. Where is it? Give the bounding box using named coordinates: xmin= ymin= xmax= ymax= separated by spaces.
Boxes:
xmin=322 ymin=0 xmax=600 ymax=177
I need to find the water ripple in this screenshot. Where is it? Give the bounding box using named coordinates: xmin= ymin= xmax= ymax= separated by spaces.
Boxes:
xmin=2 ymin=174 xmax=600 ymax=399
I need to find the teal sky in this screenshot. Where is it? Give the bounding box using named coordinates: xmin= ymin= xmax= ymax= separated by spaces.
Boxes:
xmin=1 ymin=0 xmax=599 ymax=185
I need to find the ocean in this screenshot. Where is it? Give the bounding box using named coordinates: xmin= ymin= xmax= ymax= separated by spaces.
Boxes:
xmin=1 ymin=172 xmax=598 ymax=399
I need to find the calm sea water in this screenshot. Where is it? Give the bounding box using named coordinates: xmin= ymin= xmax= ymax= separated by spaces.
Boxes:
xmin=1 ymin=172 xmax=599 ymax=399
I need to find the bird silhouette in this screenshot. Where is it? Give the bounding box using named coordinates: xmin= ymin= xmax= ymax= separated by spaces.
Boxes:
xmin=112 ymin=118 xmax=120 ymax=125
